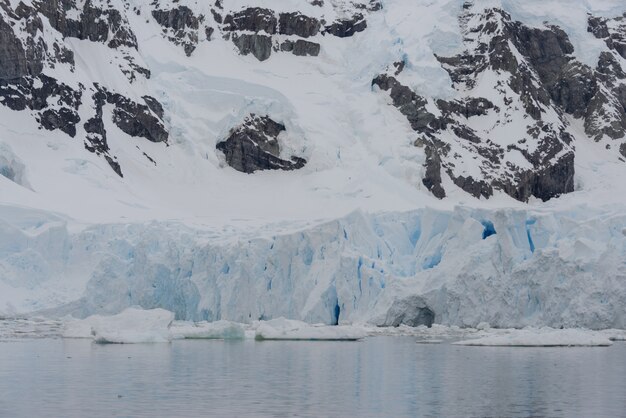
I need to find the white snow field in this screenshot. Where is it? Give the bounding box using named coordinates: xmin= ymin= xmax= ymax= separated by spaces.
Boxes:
xmin=0 ymin=0 xmax=625 ymax=331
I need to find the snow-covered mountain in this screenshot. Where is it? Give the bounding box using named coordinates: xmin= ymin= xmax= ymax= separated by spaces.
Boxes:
xmin=1 ymin=0 xmax=625 ymax=328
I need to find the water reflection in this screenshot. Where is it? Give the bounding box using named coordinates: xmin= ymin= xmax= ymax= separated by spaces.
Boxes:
xmin=0 ymin=337 xmax=624 ymax=417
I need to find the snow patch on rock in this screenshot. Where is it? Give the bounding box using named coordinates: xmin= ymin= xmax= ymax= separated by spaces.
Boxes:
xmin=63 ymin=308 xmax=174 ymax=344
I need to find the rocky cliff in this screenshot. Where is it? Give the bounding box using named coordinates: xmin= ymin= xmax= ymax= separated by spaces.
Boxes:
xmin=0 ymin=0 xmax=623 ymax=200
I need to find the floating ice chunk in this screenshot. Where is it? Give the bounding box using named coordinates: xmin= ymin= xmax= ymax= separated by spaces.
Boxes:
xmin=169 ymin=320 xmax=246 ymax=340
xmin=454 ymin=328 xmax=613 ymax=347
xmin=63 ymin=317 xmax=98 ymax=339
xmin=63 ymin=308 xmax=175 ymax=344
xmin=255 ymin=318 xmax=366 ymax=341
xmin=601 ymin=329 xmax=626 ymax=342
xmin=476 ymin=322 xmax=491 ymax=331
xmin=415 ymin=339 xmax=444 ymax=344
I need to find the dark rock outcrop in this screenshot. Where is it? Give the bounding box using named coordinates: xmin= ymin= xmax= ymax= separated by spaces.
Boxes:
xmin=217 ymin=115 xmax=306 ymax=173
xmin=222 ymin=4 xmax=379 ymax=60
xmin=0 ymin=4 xmax=46 ymax=80
xmin=589 ymin=14 xmax=626 ymax=59
xmin=232 ymin=33 xmax=273 ymax=61
xmin=223 ymin=8 xmax=277 ymax=34
xmin=0 ymin=74 xmax=81 ymax=137
xmin=41 ymin=0 xmax=138 ymax=50
xmin=280 ymin=40 xmax=321 ymax=57
xmin=372 ymin=74 xmax=440 ymax=134
xmin=278 ymin=12 xmax=321 ymax=38
xmin=84 ymin=88 xmax=123 ymax=177
xmin=81 ymin=88 xmax=168 ymax=176
xmin=324 ymin=13 xmax=367 ymax=38
xmin=421 ymin=143 xmax=446 ymax=199
xmin=374 ymin=6 xmax=584 ymax=202
xmin=152 ymin=6 xmax=200 ymax=56
xmin=107 ymin=93 xmax=169 ymax=144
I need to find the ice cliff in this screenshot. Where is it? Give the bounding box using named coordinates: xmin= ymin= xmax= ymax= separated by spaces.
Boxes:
xmin=1 ymin=205 xmax=624 ymax=330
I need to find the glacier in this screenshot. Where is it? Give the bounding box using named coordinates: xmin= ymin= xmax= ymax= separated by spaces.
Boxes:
xmin=1 ymin=204 xmax=624 ymax=330
xmin=0 ymin=0 xmax=625 ymax=332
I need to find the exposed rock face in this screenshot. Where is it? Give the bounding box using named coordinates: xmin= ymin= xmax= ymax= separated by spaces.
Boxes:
xmin=324 ymin=13 xmax=367 ymax=38
xmin=222 ymin=4 xmax=376 ymax=61
xmin=152 ymin=6 xmax=201 ymax=56
xmin=84 ymin=88 xmax=122 ymax=177
xmin=223 ymin=7 xmax=277 ymax=34
xmin=585 ymin=14 xmax=626 ymax=144
xmin=0 ymin=0 xmax=170 ymax=177
xmin=82 ymin=88 xmax=167 ymax=177
xmin=279 ymin=12 xmax=321 ymax=38
xmin=374 ymin=5 xmax=626 ymax=202
xmin=232 ymin=33 xmax=273 ymax=61
xmin=421 ymin=143 xmax=446 ymax=199
xmin=589 ymin=14 xmax=626 ymax=59
xmin=0 ymin=75 xmax=82 ymax=137
xmin=217 ymin=115 xmax=306 ymax=173
xmin=108 ymin=93 xmax=169 ymax=144
xmin=41 ymin=0 xmax=138 ymax=50
xmin=0 ymin=4 xmax=46 ymax=80
xmin=280 ymin=39 xmax=321 ymax=57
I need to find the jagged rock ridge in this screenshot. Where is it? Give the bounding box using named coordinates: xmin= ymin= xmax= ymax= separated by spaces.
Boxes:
xmin=374 ymin=4 xmax=626 ymax=201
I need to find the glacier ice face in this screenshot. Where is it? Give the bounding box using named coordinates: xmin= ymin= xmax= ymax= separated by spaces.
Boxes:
xmin=1 ymin=205 xmax=624 ymax=330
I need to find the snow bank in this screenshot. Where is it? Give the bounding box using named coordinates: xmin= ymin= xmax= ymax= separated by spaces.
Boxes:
xmin=254 ymin=318 xmax=366 ymax=341
xmin=454 ymin=328 xmax=613 ymax=347
xmin=169 ymin=320 xmax=246 ymax=340
xmin=63 ymin=308 xmax=174 ymax=344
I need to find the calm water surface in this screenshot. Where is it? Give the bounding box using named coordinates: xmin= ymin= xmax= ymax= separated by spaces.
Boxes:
xmin=0 ymin=337 xmax=625 ymax=417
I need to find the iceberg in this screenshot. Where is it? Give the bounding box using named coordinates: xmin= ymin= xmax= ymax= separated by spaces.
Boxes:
xmin=454 ymin=328 xmax=614 ymax=347
xmin=254 ymin=318 xmax=366 ymax=341
xmin=169 ymin=320 xmax=246 ymax=340
xmin=63 ymin=308 xmax=174 ymax=344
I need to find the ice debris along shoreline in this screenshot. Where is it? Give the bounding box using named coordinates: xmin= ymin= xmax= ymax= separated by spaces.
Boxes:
xmin=61 ymin=308 xmax=367 ymax=343
xmin=454 ymin=328 xmax=614 ymax=347
xmin=254 ymin=318 xmax=367 ymax=341
xmin=53 ymin=308 xmax=626 ymax=345
xmin=63 ymin=308 xmax=175 ymax=344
